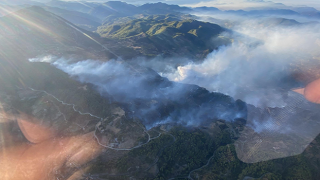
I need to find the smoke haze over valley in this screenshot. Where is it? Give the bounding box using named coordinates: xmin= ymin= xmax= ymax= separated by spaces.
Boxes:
xmin=30 ymin=56 xmax=247 ymax=129
xmin=2 ymin=0 xmax=320 ymax=179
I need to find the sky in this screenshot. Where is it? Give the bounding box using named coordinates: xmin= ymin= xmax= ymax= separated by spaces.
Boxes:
xmin=30 ymin=0 xmax=320 ymax=10
xmin=185 ymin=0 xmax=320 ymax=10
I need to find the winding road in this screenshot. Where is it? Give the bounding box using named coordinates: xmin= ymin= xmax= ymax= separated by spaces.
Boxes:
xmin=27 ymin=87 xmax=162 ymax=151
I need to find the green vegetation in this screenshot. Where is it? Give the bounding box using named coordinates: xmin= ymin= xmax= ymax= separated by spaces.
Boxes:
xmin=156 ymin=129 xmax=216 ymax=179
xmin=97 ymin=17 xmax=222 ymax=39
xmin=88 ymin=121 xmax=320 ymax=180
xmin=97 ymin=15 xmax=231 ymax=59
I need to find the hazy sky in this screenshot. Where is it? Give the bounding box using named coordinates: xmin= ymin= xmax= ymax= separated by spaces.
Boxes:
xmin=31 ymin=0 xmax=320 ymax=10
xmin=185 ymin=0 xmax=320 ymax=10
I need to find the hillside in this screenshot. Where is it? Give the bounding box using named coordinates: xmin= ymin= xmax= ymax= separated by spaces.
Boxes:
xmin=0 ymin=4 xmax=22 ymax=16
xmin=88 ymin=1 xmax=140 ymax=21
xmin=0 ymin=6 xmax=111 ymax=59
xmin=43 ymin=6 xmax=102 ymax=31
xmin=46 ymin=0 xmax=98 ymax=13
xmin=138 ymin=2 xmax=190 ymax=14
xmin=97 ymin=17 xmax=231 ymax=59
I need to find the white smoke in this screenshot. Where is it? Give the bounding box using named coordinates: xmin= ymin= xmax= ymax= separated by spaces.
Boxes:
xmin=159 ymin=15 xmax=320 ymax=108
xmin=29 ymin=56 xmax=246 ymax=128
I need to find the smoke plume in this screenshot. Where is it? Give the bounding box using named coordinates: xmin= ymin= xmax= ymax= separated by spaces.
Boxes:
xmin=159 ymin=14 xmax=320 ymax=108
xmin=29 ymin=56 xmax=247 ymax=129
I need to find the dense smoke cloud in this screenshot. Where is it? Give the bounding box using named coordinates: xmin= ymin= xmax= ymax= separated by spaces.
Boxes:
xmin=29 ymin=56 xmax=247 ymax=129
xmin=159 ymin=14 xmax=320 ymax=108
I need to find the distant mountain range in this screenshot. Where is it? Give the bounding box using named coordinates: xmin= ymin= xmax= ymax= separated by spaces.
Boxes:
xmin=8 ymin=1 xmax=310 ymax=32
xmin=2 ymin=1 xmax=318 ymax=36
xmin=3 ymin=0 xmax=320 ymax=20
